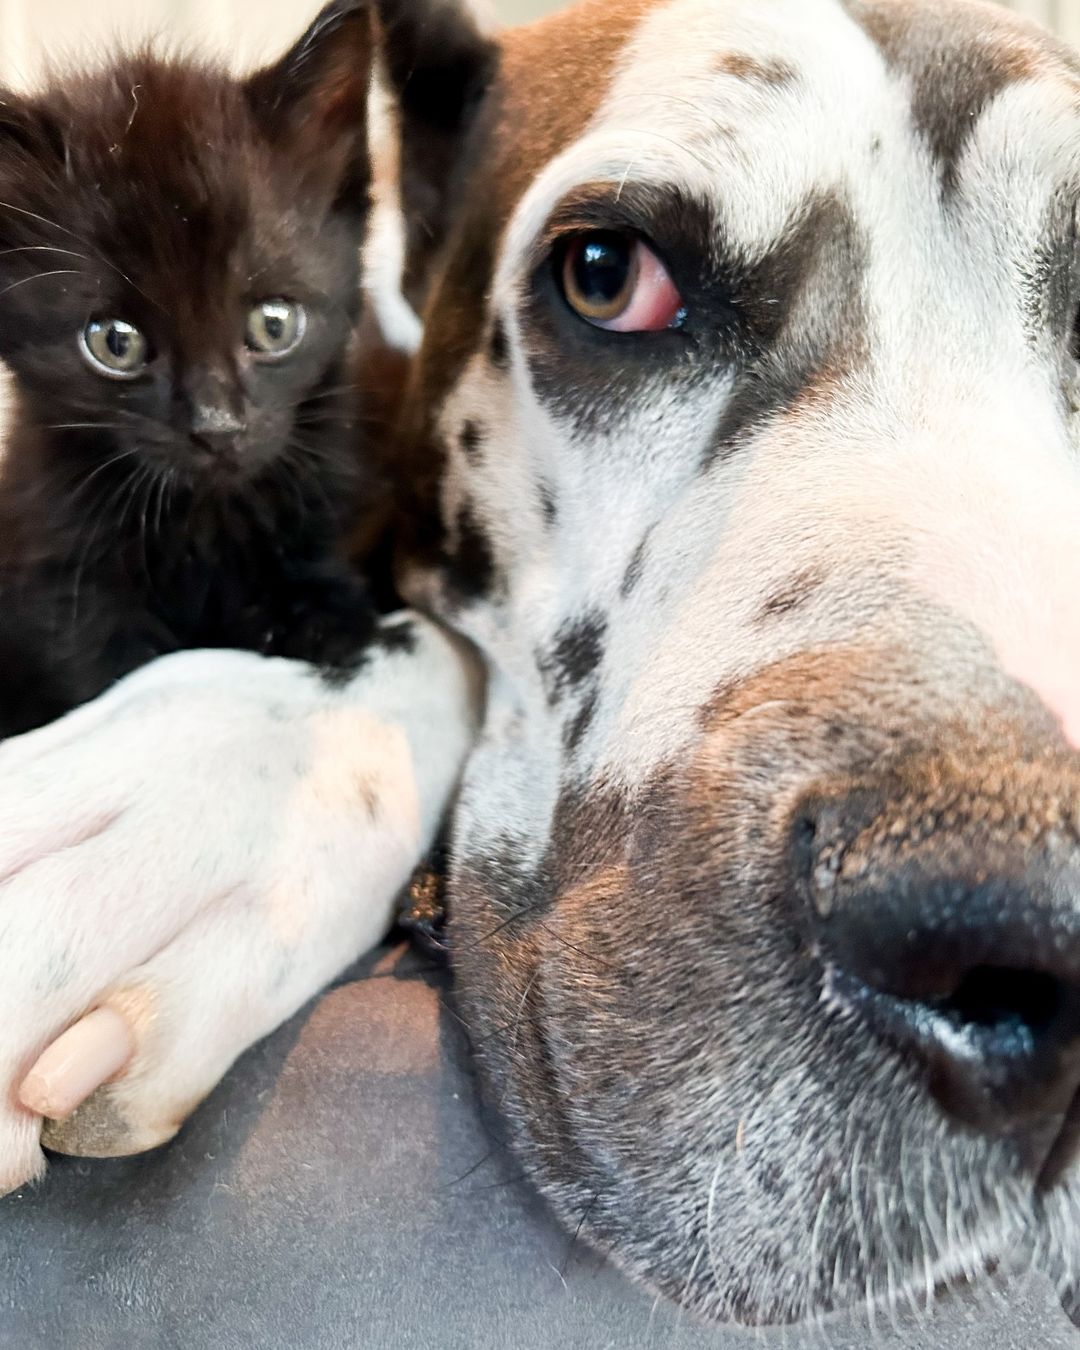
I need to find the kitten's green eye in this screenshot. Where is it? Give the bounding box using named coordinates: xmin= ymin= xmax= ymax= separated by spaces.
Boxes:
xmin=80 ymin=319 xmax=149 ymax=379
xmin=246 ymin=300 xmax=305 ymax=357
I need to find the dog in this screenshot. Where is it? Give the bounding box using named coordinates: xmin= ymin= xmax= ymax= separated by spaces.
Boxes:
xmin=5 ymin=0 xmax=1080 ymax=1330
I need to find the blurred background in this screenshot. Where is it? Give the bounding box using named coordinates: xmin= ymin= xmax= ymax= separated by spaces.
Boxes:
xmin=0 ymin=0 xmax=1074 ymax=86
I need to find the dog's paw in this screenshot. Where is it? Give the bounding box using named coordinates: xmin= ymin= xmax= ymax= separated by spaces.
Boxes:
xmin=0 ymin=614 xmax=477 ymax=1189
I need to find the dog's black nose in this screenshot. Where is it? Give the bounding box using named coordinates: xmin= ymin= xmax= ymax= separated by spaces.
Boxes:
xmin=794 ymin=787 xmax=1080 ymax=1162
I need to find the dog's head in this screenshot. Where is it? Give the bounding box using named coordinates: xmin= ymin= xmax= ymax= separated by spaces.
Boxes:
xmin=381 ymin=0 xmax=1080 ymax=1324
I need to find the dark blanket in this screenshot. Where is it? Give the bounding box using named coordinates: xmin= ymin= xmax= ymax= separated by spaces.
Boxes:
xmin=1 ymin=945 xmax=1074 ymax=1349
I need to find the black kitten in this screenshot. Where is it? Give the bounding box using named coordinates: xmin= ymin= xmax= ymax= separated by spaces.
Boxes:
xmin=0 ymin=0 xmax=386 ymax=738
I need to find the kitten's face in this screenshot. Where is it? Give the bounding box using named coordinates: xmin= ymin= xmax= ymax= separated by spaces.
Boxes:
xmin=0 ymin=1 xmax=372 ymax=489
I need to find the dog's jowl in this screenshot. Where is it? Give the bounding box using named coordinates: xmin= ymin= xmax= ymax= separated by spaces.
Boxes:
xmin=382 ymin=0 xmax=1080 ymax=1325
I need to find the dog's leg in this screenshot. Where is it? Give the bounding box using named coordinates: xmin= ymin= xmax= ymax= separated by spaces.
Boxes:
xmin=0 ymin=613 xmax=477 ymax=1187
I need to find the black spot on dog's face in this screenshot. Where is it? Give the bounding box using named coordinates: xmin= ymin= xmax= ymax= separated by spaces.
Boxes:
xmin=543 ymin=610 xmax=608 ymax=693
xmin=445 ymin=501 xmax=497 ymax=603
xmin=621 ymin=534 xmax=650 ymax=598
xmin=490 ymin=319 xmax=510 ymax=370
xmin=460 ymin=419 xmax=485 ymax=459
xmin=757 ymin=567 xmax=827 ymax=622
xmin=563 ymin=687 xmax=599 ymax=752
xmin=538 ymin=482 xmax=558 ymax=526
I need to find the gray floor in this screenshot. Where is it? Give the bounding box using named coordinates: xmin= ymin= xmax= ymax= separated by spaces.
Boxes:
xmin=1 ymin=943 xmax=1076 ymax=1349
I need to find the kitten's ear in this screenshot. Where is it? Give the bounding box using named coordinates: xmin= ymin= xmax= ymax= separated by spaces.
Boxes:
xmin=374 ymin=0 xmax=499 ymax=298
xmin=245 ymin=0 xmax=374 ymax=209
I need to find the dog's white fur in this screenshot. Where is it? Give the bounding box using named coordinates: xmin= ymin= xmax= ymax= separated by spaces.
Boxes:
xmin=0 ymin=616 xmax=476 ymax=1188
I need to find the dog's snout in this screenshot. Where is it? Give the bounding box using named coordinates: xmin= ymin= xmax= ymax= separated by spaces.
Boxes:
xmin=793 ymin=784 xmax=1080 ymax=1163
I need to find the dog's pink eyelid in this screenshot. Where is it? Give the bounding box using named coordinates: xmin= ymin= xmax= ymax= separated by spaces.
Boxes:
xmin=593 ymin=244 xmax=685 ymax=333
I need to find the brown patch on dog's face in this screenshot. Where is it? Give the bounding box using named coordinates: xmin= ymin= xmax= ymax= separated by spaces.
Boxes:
xmin=410 ymin=0 xmax=663 ymax=393
xmin=393 ymin=0 xmax=664 ymax=568
xmin=715 ymin=51 xmax=797 ymax=86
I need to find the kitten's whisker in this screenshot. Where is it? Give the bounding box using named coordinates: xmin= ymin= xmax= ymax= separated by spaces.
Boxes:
xmin=154 ymin=468 xmax=175 ymax=540
xmin=0 ymin=200 xmax=164 ymax=313
xmin=115 ymin=466 xmax=157 ymax=589
xmin=96 ymin=257 xmax=163 ymax=314
xmin=299 ymin=384 xmax=358 ymax=403
xmin=139 ymin=473 xmax=157 ymax=580
xmin=282 ymin=442 xmax=339 ymax=521
xmin=0 ymin=245 xmax=91 ymax=262
xmin=285 ymin=439 xmax=345 ymax=466
xmin=285 ymin=442 xmax=359 ymax=496
xmin=126 ymin=463 xmax=163 ymax=583
xmin=0 ymin=268 xmax=82 ymax=299
xmin=70 ymin=447 xmax=143 ymax=500
xmin=0 ymin=200 xmax=87 ymax=243
xmin=43 ymin=422 xmax=126 ymax=432
xmin=293 ymin=414 xmax=367 ymax=431
xmin=67 ymin=465 xmax=140 ymax=624
xmin=271 ymin=454 xmax=311 ymax=522
xmin=114 ymin=464 xmax=149 ymax=539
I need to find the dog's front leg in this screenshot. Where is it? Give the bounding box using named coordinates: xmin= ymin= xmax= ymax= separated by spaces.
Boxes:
xmin=0 ymin=613 xmax=478 ymax=1190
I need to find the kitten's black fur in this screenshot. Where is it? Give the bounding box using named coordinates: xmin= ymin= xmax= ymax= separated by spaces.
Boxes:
xmin=0 ymin=0 xmax=385 ymax=738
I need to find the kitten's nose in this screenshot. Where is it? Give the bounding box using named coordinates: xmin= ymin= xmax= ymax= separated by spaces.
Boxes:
xmin=191 ymin=404 xmax=245 ymax=455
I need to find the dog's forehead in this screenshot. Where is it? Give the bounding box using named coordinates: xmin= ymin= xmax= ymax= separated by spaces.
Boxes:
xmin=495 ymin=0 xmax=1080 ymax=257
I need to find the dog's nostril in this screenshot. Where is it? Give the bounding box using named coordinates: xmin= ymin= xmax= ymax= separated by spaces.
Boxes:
xmin=877 ymin=961 xmax=1080 ymax=1138
xmin=825 ymin=937 xmax=1080 ymax=1138
xmin=938 ymin=966 xmax=1064 ymax=1042
xmin=790 ymin=811 xmax=818 ymax=882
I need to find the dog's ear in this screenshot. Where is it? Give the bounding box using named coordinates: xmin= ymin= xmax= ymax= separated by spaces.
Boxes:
xmin=245 ymin=0 xmax=375 ymax=212
xmin=374 ymin=0 xmax=499 ymax=299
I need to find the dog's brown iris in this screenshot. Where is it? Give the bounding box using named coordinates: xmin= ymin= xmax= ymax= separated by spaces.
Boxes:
xmin=560 ymin=231 xmax=639 ymax=323
xmin=557 ymin=230 xmax=684 ymax=333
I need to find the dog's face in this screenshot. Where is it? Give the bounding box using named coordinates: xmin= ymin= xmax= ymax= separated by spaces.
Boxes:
xmin=388 ymin=0 xmax=1080 ymax=1323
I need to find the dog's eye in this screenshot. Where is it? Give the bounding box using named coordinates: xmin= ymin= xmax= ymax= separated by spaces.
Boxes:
xmin=80 ymin=319 xmax=149 ymax=379
xmin=246 ymin=300 xmax=306 ymax=358
xmin=558 ymin=232 xmax=685 ymax=332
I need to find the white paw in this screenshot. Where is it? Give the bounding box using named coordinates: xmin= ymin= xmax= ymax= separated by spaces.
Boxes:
xmin=0 ymin=614 xmax=478 ymax=1189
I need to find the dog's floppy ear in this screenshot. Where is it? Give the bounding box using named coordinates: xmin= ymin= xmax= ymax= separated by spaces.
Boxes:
xmin=246 ymin=0 xmax=375 ymax=211
xmin=374 ymin=0 xmax=499 ymax=298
